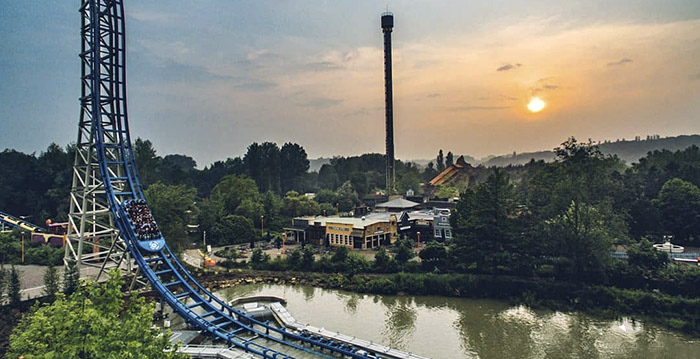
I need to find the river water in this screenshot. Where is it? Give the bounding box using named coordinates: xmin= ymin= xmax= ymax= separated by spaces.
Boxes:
xmin=215 ymin=284 xmax=700 ymax=359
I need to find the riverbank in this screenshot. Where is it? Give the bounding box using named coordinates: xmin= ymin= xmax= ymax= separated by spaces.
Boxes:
xmin=189 ymin=267 xmax=700 ymax=336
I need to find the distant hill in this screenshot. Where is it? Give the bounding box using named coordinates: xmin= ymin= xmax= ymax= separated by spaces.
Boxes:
xmin=309 ymin=157 xmax=331 ymax=172
xmin=481 ymin=135 xmax=700 ymax=167
xmin=310 ymin=134 xmax=700 ymax=171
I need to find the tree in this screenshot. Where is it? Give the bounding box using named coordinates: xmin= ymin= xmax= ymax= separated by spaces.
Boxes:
xmin=436 ymin=150 xmax=445 ymax=172
xmin=450 ymin=170 xmax=522 ymax=274
xmin=250 ymin=248 xmax=270 ymax=270
xmin=315 ymin=189 xmax=339 ymax=205
xmin=281 ymin=191 xmax=321 ymax=217
xmin=244 ymin=142 xmax=281 ymax=194
xmin=211 ymin=175 xmax=260 ymax=214
xmin=627 ymin=239 xmax=669 ymax=273
xmin=287 ymin=249 xmax=303 ymax=270
xmin=0 ymin=264 xmax=7 ymax=297
xmin=162 ymin=154 xmax=197 ymax=172
xmin=419 ymin=242 xmax=450 ymax=272
xmin=337 ymin=181 xmax=360 ymax=212
xmin=63 ymin=260 xmax=79 ymax=296
xmin=446 ymin=151 xmax=454 ymax=167
xmin=280 ymin=143 xmax=310 ymax=193
xmin=8 ymin=271 xmax=186 ymax=359
xmin=210 ymin=215 xmax=255 ymax=245
xmin=261 ymin=191 xmax=283 ymax=231
xmin=235 ymin=199 xmax=264 ymax=225
xmin=133 ymin=138 xmax=161 ymax=188
xmin=545 ymin=200 xmax=616 ymax=280
xmin=318 ymin=164 xmax=339 ymax=190
xmin=301 ymin=246 xmax=315 ymax=270
xmin=394 ymin=240 xmax=414 ymax=270
xmin=373 ymin=247 xmax=392 ymax=273
xmin=43 ymin=265 xmax=60 ymax=300
xmin=145 ymin=183 xmax=198 ymax=252
xmin=8 ymin=266 xmax=21 ymax=307
xmin=654 ymin=178 xmax=700 ymax=243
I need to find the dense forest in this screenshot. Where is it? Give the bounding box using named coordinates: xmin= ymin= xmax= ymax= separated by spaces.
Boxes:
xmin=1 ymin=137 xmax=699 ymax=256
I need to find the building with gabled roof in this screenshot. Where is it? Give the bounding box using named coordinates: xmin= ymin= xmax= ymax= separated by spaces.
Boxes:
xmin=428 ymin=155 xmax=478 ymax=187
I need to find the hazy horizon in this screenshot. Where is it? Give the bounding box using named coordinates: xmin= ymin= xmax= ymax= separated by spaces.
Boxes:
xmin=1 ymin=1 xmax=699 ymax=167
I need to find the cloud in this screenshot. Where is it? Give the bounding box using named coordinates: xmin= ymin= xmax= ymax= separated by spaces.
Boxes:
xmin=300 ymin=97 xmax=343 ymax=109
xmin=530 ymin=78 xmax=560 ymax=94
xmin=304 ymin=49 xmax=365 ymax=72
xmin=234 ymin=79 xmax=277 ymax=91
xmin=496 ymin=63 xmax=522 ymax=72
xmin=449 ymin=106 xmax=510 ymax=111
xmin=607 ymin=58 xmax=633 ymax=66
xmin=305 ymin=61 xmax=342 ymax=71
xmin=129 ymin=11 xmax=177 ymax=24
xmin=131 ymin=58 xmax=232 ymax=83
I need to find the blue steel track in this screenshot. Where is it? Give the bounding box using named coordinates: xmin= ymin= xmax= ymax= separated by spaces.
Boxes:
xmin=79 ymin=1 xmax=379 ymax=358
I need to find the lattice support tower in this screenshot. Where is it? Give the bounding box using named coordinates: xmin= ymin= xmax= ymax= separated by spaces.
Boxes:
xmin=64 ymin=0 xmax=142 ymax=288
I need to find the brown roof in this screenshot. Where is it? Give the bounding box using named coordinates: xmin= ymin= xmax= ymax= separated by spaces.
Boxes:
xmin=429 ymin=156 xmax=476 ymax=186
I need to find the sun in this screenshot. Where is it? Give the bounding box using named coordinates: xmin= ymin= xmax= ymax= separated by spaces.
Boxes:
xmin=527 ymin=97 xmax=546 ymax=113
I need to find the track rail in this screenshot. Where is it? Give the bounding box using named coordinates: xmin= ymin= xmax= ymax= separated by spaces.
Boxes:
xmin=77 ymin=1 xmax=383 ymax=358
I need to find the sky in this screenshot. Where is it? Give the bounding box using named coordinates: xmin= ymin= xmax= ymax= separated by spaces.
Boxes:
xmin=1 ymin=1 xmax=699 ymax=167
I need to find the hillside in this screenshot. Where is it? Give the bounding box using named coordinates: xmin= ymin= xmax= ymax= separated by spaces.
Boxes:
xmin=480 ymin=135 xmax=700 ymax=167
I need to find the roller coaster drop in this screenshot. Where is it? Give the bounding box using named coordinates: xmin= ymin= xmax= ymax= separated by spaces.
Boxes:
xmin=63 ymin=1 xmax=380 ymax=358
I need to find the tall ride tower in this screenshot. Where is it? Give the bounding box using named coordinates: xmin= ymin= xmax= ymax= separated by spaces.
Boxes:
xmin=382 ymin=12 xmax=395 ymax=192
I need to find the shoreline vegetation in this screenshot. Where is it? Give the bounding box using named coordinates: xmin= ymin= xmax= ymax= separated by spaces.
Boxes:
xmin=190 ymin=266 xmax=700 ymax=337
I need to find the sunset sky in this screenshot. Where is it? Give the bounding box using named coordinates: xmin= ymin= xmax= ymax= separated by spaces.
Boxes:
xmin=1 ymin=1 xmax=699 ymax=166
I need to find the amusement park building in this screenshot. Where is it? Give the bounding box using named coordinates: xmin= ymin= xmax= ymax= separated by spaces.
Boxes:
xmin=287 ymin=214 xmax=398 ymax=249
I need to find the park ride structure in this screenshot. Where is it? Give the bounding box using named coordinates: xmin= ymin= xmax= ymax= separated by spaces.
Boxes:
xmin=62 ymin=1 xmax=413 ymax=358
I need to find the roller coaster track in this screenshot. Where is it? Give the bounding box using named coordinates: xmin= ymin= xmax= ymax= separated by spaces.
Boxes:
xmin=0 ymin=211 xmax=45 ymax=233
xmin=65 ymin=1 xmax=380 ymax=358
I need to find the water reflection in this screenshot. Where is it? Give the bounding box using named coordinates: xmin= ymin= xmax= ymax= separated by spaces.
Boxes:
xmin=300 ymin=284 xmax=315 ymax=301
xmin=215 ymin=284 xmax=700 ymax=359
xmin=379 ymin=295 xmax=417 ymax=350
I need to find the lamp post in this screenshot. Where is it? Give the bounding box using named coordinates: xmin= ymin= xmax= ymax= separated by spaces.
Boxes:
xmin=417 ymin=231 xmax=421 ymax=252
xmin=21 ymin=231 xmax=25 ymax=263
xmin=260 ymin=215 xmax=264 ymax=241
xmin=282 ymin=233 xmax=287 ymax=256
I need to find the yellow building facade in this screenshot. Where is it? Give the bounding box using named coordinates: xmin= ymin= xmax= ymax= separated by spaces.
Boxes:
xmin=323 ymin=215 xmax=398 ymax=249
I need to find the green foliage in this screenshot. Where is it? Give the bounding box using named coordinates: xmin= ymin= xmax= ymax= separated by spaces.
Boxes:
xmin=133 ymin=138 xmax=161 ymax=188
xmin=0 ymin=232 xmax=64 ymax=266
xmin=63 ymin=260 xmax=79 ymax=296
xmin=0 ymin=264 xmax=7 ymax=297
xmin=436 ymin=149 xmax=445 ymax=172
xmin=336 ymin=181 xmax=360 ymax=212
xmin=281 ymin=191 xmax=320 ymax=217
xmin=244 ymin=142 xmax=281 ymax=194
xmin=434 ymin=185 xmax=459 ymax=200
xmin=8 ymin=266 xmax=21 ymax=307
xmin=654 ymin=178 xmax=700 ymax=243
xmin=372 ymin=247 xmax=393 ymax=273
xmin=43 ymin=265 xmax=60 ymax=300
xmin=314 ymin=189 xmax=338 ymax=205
xmin=250 ymin=248 xmax=270 ymax=270
xmin=451 ymin=170 xmax=527 ymax=274
xmin=7 ymin=271 xmax=186 ymax=359
xmin=394 ymin=239 xmax=415 ymax=268
xmin=210 ymin=215 xmax=254 ymax=246
xmin=145 ymin=183 xmax=198 ymax=252
xmin=301 ymin=246 xmax=315 ymax=270
xmin=280 ymin=143 xmax=310 ymax=193
xmin=210 ymin=175 xmax=260 ymax=215
xmin=627 ymin=239 xmax=669 ymax=273
xmin=419 ymin=242 xmax=450 ymax=272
